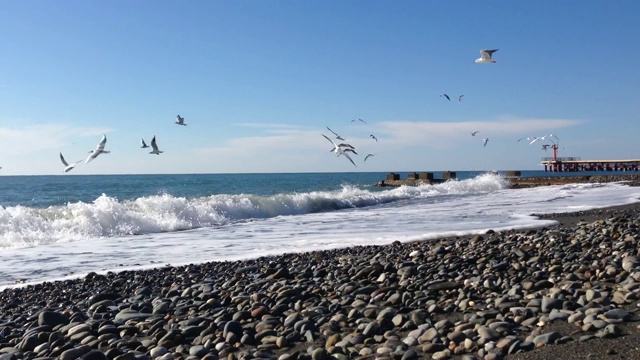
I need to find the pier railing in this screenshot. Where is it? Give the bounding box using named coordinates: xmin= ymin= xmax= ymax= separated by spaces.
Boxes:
xmin=541 ymin=156 xmax=581 ymax=162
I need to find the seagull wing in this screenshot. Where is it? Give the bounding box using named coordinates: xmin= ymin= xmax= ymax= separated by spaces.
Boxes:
xmin=481 ymin=49 xmax=498 ymax=60
xmin=85 ymin=135 xmax=107 ymax=163
xmin=326 ymin=126 xmax=339 ymax=137
xmin=529 ymin=137 xmax=540 ymax=145
xmin=151 ymin=136 xmax=159 ymax=151
xmin=322 ymin=134 xmax=338 ymax=148
xmin=60 ymin=153 xmax=69 ymax=167
xmin=95 ymin=135 xmax=107 ymax=152
xmin=364 ymin=153 xmax=376 ymax=162
xmin=85 ymin=152 xmax=99 ymax=163
xmin=342 ymin=152 xmax=357 ymax=167
xmin=141 ymin=139 xmax=148 ymax=147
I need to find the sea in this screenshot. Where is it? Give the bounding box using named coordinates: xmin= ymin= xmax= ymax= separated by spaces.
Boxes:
xmin=1 ymin=170 xmax=640 ymax=289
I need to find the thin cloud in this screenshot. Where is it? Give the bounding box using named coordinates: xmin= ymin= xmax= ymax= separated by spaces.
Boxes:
xmin=0 ymin=124 xmax=114 ymax=155
xmin=375 ymin=116 xmax=585 ymax=146
xmin=236 ymin=122 xmax=310 ymax=130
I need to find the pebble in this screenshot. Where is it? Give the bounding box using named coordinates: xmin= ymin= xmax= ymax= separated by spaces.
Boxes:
xmin=1 ymin=199 xmax=640 ymax=360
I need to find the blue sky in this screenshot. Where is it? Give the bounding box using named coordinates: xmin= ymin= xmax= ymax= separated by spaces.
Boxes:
xmin=1 ymin=1 xmax=639 ymax=175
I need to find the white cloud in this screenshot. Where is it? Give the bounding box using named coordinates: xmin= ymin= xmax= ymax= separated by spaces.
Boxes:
xmin=0 ymin=124 xmax=114 ymax=155
xmin=375 ymin=116 xmax=585 ymax=147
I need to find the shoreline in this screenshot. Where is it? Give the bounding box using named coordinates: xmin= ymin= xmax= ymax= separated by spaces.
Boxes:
xmin=2 ymin=201 xmax=640 ymax=359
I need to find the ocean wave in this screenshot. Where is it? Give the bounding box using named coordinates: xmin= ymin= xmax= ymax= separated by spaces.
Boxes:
xmin=0 ymin=173 xmax=508 ymax=248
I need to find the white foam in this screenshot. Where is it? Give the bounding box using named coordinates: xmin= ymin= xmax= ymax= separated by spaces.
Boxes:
xmin=0 ymin=173 xmax=509 ymax=249
xmin=2 ymin=174 xmax=640 ymax=288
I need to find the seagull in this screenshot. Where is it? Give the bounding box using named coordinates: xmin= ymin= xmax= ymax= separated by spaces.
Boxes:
xmin=475 ymin=49 xmax=498 ymax=63
xmin=547 ymin=134 xmax=560 ymax=144
xmin=517 ymin=136 xmax=536 ymax=143
xmin=326 ymin=126 xmax=346 ymax=141
xmin=458 ymin=95 xmax=464 ymax=102
xmin=321 ymin=134 xmax=357 ymax=166
xmin=364 ymin=153 xmax=376 ymax=162
xmin=175 ymin=115 xmax=187 ymax=126
xmin=440 ymin=93 xmax=451 ymax=101
xmin=471 ymin=131 xmax=479 ymax=136
xmin=149 ymin=136 xmax=163 ymax=155
xmin=351 ymin=118 xmax=367 ymax=124
xmin=482 ymin=137 xmax=489 ymax=147
xmin=541 ymin=144 xmax=551 ymax=151
xmin=140 ymin=139 xmax=149 ymax=148
xmin=60 ymin=153 xmax=81 ymax=172
xmin=370 ymin=134 xmax=378 ymax=142
xmin=529 ymin=136 xmax=543 ymax=145
xmin=85 ymin=135 xmax=110 ymax=163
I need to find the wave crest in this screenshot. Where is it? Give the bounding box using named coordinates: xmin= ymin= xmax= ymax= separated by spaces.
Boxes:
xmin=0 ymin=173 xmax=508 ymax=248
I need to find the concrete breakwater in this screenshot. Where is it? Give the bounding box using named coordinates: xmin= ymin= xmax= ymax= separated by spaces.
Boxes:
xmin=376 ymin=171 xmax=460 ymax=187
xmin=377 ymin=172 xmax=640 ymax=188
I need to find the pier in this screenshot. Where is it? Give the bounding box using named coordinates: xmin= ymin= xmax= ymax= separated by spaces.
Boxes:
xmin=376 ymin=172 xmax=457 ymax=187
xmin=540 ymin=144 xmax=640 ymax=172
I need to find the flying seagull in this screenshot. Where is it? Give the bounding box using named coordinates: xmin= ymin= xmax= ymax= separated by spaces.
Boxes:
xmin=541 ymin=144 xmax=551 ymax=151
xmin=326 ymin=126 xmax=346 ymax=141
xmin=149 ymin=136 xmax=163 ymax=155
xmin=321 ymin=134 xmax=357 ymax=167
xmin=175 ymin=115 xmax=187 ymax=126
xmin=351 ymin=118 xmax=367 ymax=124
xmin=60 ymin=152 xmax=81 ymax=172
xmin=370 ymin=134 xmax=378 ymax=142
xmin=85 ymin=135 xmax=110 ymax=163
xmin=529 ymin=136 xmax=544 ymax=145
xmin=458 ymin=95 xmax=464 ymax=102
xmin=140 ymin=139 xmax=149 ymax=148
xmin=482 ymin=137 xmax=489 ymax=147
xmin=471 ymin=131 xmax=479 ymax=136
xmin=475 ymin=49 xmax=498 ymax=63
xmin=364 ymin=153 xmax=376 ymax=162
xmin=440 ymin=93 xmax=451 ymax=101
xmin=547 ymin=134 xmax=560 ymax=144
xmin=322 ymin=135 xmax=357 ymax=155
xmin=517 ymin=136 xmax=535 ymax=143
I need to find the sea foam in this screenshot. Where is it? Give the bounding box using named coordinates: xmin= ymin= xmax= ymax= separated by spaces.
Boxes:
xmin=0 ymin=173 xmax=507 ymax=248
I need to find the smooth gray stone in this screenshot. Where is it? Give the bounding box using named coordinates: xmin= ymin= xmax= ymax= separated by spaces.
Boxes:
xmin=477 ymin=326 xmax=500 ymax=341
xmin=223 ymin=321 xmax=243 ymax=339
xmin=38 ymin=311 xmax=70 ymax=327
xmin=81 ymin=350 xmax=109 ymax=360
xmin=60 ymin=345 xmax=91 ymax=360
xmin=189 ymin=345 xmax=207 ymax=357
xmin=363 ymin=321 xmax=380 ymax=337
xmin=603 ymin=308 xmax=633 ymax=320
xmin=401 ymin=349 xmax=419 ymax=360
xmin=114 ymin=309 xmax=152 ymax=322
xmin=541 ymin=297 xmax=563 ymax=313
xmin=533 ymin=332 xmax=562 ymax=345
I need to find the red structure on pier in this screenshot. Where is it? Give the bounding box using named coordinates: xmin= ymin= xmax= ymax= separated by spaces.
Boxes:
xmin=541 ymin=144 xmax=640 ymax=172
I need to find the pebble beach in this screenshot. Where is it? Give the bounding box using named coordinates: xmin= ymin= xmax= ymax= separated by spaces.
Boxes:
xmin=3 ymin=185 xmax=640 ymax=360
